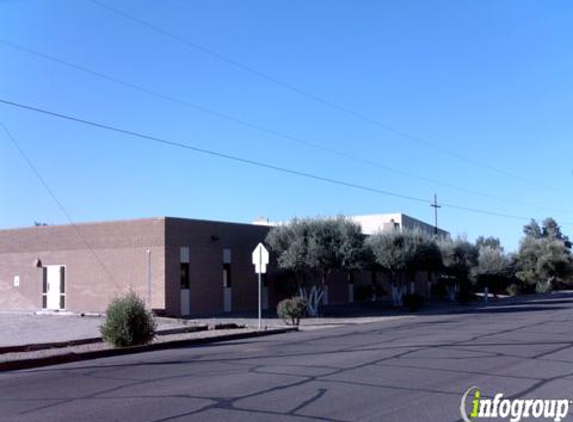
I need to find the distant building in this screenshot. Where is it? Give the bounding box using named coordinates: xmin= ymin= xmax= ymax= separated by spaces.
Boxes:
xmin=350 ymin=213 xmax=449 ymax=237
xmin=254 ymin=212 xmax=449 ymax=237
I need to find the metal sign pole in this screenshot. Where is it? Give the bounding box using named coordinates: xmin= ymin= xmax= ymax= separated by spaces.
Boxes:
xmin=258 ymin=271 xmax=262 ymax=331
xmin=252 ymin=243 xmax=268 ymax=332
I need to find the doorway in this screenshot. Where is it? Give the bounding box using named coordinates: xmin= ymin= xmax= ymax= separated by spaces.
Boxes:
xmin=43 ymin=265 xmax=65 ymax=310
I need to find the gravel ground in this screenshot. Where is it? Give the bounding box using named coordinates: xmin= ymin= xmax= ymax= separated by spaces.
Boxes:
xmin=0 ymin=313 xmax=198 ymax=347
xmin=0 ymin=328 xmax=259 ymax=364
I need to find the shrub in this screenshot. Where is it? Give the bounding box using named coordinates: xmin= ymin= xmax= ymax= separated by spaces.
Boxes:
xmin=403 ymin=293 xmax=425 ymax=311
xmin=277 ymin=296 xmax=307 ymax=326
xmin=100 ymin=292 xmax=156 ymax=347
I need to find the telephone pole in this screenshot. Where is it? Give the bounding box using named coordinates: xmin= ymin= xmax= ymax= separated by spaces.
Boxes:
xmin=430 ymin=194 xmax=441 ymax=235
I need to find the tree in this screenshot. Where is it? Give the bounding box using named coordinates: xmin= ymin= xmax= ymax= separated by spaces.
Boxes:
xmin=516 ymin=237 xmax=572 ymax=292
xmin=266 ymin=216 xmax=365 ymax=316
xmin=475 ymin=236 xmax=502 ymax=251
xmin=522 ymin=218 xmax=572 ymax=248
xmin=472 ymin=245 xmax=513 ymax=296
xmin=516 ymin=218 xmax=573 ymax=292
xmin=265 ymin=218 xmax=310 ymax=276
xmin=366 ymin=229 xmax=441 ymax=306
xmin=541 ymin=218 xmax=572 ymax=248
xmin=438 ymin=237 xmax=479 ymax=302
xmin=337 ymin=217 xmax=369 ymax=282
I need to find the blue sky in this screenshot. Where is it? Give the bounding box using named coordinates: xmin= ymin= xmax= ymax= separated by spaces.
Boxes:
xmin=1 ymin=0 xmax=572 ymax=251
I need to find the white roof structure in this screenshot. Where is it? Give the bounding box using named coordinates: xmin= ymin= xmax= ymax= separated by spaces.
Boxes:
xmin=253 ymin=213 xmax=449 ymax=236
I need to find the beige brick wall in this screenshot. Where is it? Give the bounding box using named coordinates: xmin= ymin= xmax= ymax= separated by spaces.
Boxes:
xmin=0 ymin=218 xmax=166 ymax=313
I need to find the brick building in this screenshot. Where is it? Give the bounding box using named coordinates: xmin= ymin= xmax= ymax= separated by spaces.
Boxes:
xmin=0 ymin=214 xmax=448 ymax=316
xmin=0 ymin=217 xmax=277 ymax=316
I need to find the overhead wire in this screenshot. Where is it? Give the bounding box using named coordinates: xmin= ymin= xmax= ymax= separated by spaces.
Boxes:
xmin=2 ymin=98 xmax=566 ymax=225
xmin=85 ymin=0 xmax=572 ymax=197
xmin=0 ymin=39 xmax=570 ymax=215
xmin=0 ymin=121 xmax=121 ymax=286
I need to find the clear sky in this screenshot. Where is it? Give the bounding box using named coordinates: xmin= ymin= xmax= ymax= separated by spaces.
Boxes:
xmin=1 ymin=0 xmax=572 ymax=252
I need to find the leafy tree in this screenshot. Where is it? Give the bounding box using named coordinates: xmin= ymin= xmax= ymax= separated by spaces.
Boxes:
xmin=516 ymin=237 xmax=572 ymax=292
xmin=472 ymin=245 xmax=513 ymax=296
xmin=366 ymin=229 xmax=441 ymax=306
xmin=516 ymin=218 xmax=573 ymax=292
xmin=337 ymin=217 xmax=369 ymax=282
xmin=438 ymin=237 xmax=479 ymax=302
xmin=541 ymin=218 xmax=572 ymax=248
xmin=522 ymin=218 xmax=572 ymax=248
xmin=476 ymin=236 xmax=502 ymax=251
xmin=410 ymin=232 xmax=443 ymax=277
xmin=266 ymin=216 xmax=364 ymax=316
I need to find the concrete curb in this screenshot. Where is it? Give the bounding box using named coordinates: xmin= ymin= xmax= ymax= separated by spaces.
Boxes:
xmin=0 ymin=325 xmax=210 ymax=355
xmin=0 ymin=327 xmax=297 ymax=372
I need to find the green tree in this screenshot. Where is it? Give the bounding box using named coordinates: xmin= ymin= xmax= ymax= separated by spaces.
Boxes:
xmin=516 ymin=218 xmax=573 ymax=292
xmin=475 ymin=236 xmax=502 ymax=251
xmin=337 ymin=217 xmax=369 ymax=283
xmin=266 ymin=216 xmax=364 ymax=316
xmin=516 ymin=237 xmax=572 ymax=292
xmin=366 ymin=230 xmax=441 ymax=306
xmin=472 ymin=244 xmax=513 ymax=296
xmin=438 ymin=237 xmax=479 ymax=302
xmin=523 ymin=218 xmax=572 ymax=248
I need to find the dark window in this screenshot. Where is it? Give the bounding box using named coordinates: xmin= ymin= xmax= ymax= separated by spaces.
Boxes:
xmin=223 ymin=263 xmax=231 ymax=288
xmin=180 ymin=263 xmax=190 ymax=289
xmin=42 ymin=268 xmax=47 ymax=309
xmin=42 ymin=268 xmax=47 ymax=294
xmin=60 ymin=267 xmax=66 ymax=293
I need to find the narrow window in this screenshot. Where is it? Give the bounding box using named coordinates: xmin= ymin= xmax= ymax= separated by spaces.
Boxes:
xmin=223 ymin=263 xmax=231 ymax=288
xmin=180 ymin=263 xmax=190 ymax=289
xmin=42 ymin=267 xmax=47 ymax=309
xmin=223 ymin=248 xmax=232 ymax=288
xmin=59 ymin=267 xmax=66 ymax=309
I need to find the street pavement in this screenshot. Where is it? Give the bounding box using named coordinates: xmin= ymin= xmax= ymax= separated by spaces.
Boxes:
xmin=2 ymin=295 xmax=573 ymax=422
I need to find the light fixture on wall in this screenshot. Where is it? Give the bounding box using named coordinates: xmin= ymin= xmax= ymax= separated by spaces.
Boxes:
xmin=34 ymin=258 xmax=42 ymax=268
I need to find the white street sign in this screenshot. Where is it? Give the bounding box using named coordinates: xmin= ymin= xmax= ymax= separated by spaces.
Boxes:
xmin=252 ymin=243 xmax=269 ymax=274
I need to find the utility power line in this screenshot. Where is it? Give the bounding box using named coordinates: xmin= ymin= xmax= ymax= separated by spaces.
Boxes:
xmin=1 ymin=97 xmax=565 ymax=225
xmin=86 ymin=0 xmax=571 ymax=196
xmin=0 ymin=39 xmax=570 ymax=216
xmin=0 ymin=121 xmax=120 ymax=286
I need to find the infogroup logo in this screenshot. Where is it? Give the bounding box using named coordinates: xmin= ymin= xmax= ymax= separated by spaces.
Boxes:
xmin=460 ymin=386 xmax=571 ymax=422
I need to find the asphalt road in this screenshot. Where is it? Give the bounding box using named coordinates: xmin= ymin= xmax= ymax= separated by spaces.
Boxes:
xmin=3 ymin=296 xmax=573 ymax=422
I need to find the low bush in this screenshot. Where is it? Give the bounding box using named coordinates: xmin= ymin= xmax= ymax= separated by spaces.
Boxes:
xmin=403 ymin=293 xmax=425 ymax=311
xmin=277 ymin=296 xmax=307 ymax=326
xmin=100 ymin=292 xmax=156 ymax=347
